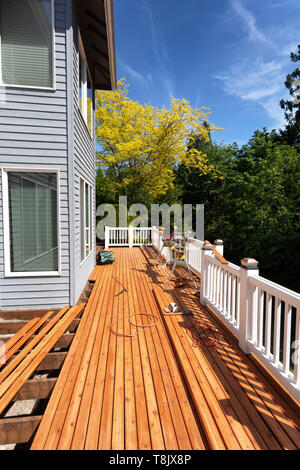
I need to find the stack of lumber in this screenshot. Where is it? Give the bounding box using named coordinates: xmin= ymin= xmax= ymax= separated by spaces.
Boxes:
xmin=0 ymin=304 xmax=84 ymax=415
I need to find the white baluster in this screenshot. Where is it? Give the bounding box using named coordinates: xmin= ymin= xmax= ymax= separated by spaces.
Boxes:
xmin=283 ymin=304 xmax=292 ymax=375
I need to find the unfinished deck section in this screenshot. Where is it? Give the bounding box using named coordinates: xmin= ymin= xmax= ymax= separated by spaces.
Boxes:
xmin=0 ymin=305 xmax=85 ymax=447
xmin=31 ymin=248 xmax=300 ymax=450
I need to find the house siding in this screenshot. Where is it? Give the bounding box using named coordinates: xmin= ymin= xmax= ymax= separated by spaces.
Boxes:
xmin=71 ymin=24 xmax=96 ymax=304
xmin=0 ymin=0 xmax=70 ymax=309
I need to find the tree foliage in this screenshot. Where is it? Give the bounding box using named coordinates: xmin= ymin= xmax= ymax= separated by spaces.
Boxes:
xmin=177 ymin=129 xmax=300 ymax=291
xmin=95 ymin=79 xmax=220 ymax=203
xmin=279 ymin=44 xmax=300 ymax=144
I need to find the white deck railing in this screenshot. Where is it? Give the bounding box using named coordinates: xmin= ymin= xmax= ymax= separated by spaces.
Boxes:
xmin=246 ymin=275 xmax=300 ymax=395
xmin=105 ymin=226 xmax=152 ymax=248
xmin=202 ymin=253 xmax=241 ymax=336
xmin=185 ymin=238 xmax=204 ymax=276
xmin=104 ymin=225 xmax=300 ymax=403
xmin=106 ymin=227 xmax=129 ymax=246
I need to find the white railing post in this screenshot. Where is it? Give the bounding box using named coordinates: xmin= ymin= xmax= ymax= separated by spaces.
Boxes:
xmin=153 ymin=226 xmax=159 ymax=249
xmin=200 ymin=241 xmax=213 ymax=306
xmin=105 ymin=225 xmax=109 ymax=250
xmin=214 ymin=239 xmax=224 ymax=257
xmin=239 ymin=258 xmax=259 ymax=353
xmin=185 ymin=231 xmax=193 ymax=266
xmin=152 ymin=226 xmax=156 ymax=248
xmin=158 ymin=227 xmax=164 ymax=252
xmin=128 ymin=225 xmax=133 ymax=248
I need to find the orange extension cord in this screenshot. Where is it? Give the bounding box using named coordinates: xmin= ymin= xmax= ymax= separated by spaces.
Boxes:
xmin=109 ymin=276 xmax=160 ymax=338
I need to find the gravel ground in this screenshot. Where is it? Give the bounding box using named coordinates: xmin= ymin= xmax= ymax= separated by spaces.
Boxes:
xmin=0 ymin=399 xmax=37 ymax=450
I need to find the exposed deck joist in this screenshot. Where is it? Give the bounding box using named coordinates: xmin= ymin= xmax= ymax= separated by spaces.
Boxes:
xmin=0 ymin=416 xmax=42 ymax=446
xmin=0 ymin=306 xmax=84 ymax=447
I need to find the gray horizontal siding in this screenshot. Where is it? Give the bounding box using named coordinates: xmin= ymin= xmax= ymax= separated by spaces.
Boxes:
xmin=0 ymin=0 xmax=70 ymax=310
xmin=72 ymin=28 xmax=96 ymax=304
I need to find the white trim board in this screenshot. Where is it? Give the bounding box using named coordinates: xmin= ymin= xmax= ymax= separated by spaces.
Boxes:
xmin=2 ymin=167 xmax=61 ymax=278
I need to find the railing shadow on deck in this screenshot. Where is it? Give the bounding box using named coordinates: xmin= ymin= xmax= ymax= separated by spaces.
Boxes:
xmin=137 ymin=246 xmax=300 ymax=438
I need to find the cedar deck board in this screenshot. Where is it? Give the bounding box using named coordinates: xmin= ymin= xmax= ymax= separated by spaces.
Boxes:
xmin=31 ymin=248 xmax=300 ymax=450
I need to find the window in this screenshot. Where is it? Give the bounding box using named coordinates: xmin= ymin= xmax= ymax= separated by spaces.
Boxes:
xmin=0 ymin=0 xmax=54 ymax=89
xmin=80 ymin=179 xmax=93 ymax=262
xmin=78 ymin=30 xmax=94 ymax=136
xmin=3 ymin=170 xmax=59 ymax=276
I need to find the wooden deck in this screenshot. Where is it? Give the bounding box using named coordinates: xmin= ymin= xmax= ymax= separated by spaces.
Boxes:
xmin=31 ymin=247 xmax=300 ymax=450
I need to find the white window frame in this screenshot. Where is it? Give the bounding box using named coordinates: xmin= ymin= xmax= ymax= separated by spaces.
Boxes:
xmin=78 ymin=28 xmax=94 ymax=138
xmin=2 ymin=168 xmax=61 ymax=277
xmin=80 ymin=178 xmax=93 ymax=264
xmin=0 ymin=0 xmax=56 ymax=91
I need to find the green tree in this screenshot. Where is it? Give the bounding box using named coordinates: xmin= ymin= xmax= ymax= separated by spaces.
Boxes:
xmin=95 ymin=79 xmax=220 ymax=205
xmin=179 ymin=129 xmax=300 ymax=291
xmin=279 ymin=44 xmax=300 ymax=145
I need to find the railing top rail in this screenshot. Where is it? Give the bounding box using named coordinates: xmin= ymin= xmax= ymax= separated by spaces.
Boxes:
xmin=211 ymin=245 xmax=228 ymax=265
xmin=108 ymin=226 xmax=152 ymax=230
xmin=207 ymin=254 xmax=241 ymax=275
xmin=187 ymin=238 xmax=204 ymax=245
xmin=248 ymin=274 xmax=300 ymax=304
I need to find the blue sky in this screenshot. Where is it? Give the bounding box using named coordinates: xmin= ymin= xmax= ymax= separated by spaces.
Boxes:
xmin=114 ymin=0 xmax=300 ymax=146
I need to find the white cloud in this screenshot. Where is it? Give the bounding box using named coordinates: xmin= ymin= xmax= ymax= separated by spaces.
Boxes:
xmin=119 ymin=61 xmax=148 ymax=86
xmin=215 ymin=59 xmax=284 ymax=98
xmin=267 ymin=0 xmax=299 ymax=8
xmin=241 ymin=86 xmax=281 ymax=101
xmin=214 ymin=0 xmax=299 ymax=129
xmin=141 ymin=0 xmax=174 ymax=98
xmin=278 ymin=42 xmax=299 ymax=57
xmin=215 ymin=57 xmax=289 ymax=128
xmin=261 ymin=99 xmax=286 ymax=128
xmin=230 ymin=0 xmax=271 ymax=45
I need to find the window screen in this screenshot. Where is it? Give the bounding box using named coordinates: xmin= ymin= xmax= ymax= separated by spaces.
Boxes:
xmin=0 ymin=0 xmax=54 ymax=88
xmin=8 ymin=172 xmax=58 ymax=272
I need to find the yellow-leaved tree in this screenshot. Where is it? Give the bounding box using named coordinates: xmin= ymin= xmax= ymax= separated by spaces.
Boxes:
xmin=95 ymin=78 xmax=221 ymax=201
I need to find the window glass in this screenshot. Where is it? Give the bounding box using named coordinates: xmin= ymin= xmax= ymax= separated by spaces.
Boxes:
xmin=87 ymin=77 xmax=93 ymax=136
xmin=78 ymin=32 xmax=93 ymax=136
xmin=8 ymin=172 xmax=58 ymax=272
xmin=0 ymin=0 xmax=54 ymax=88
xmin=79 ymin=54 xmax=84 ymax=114
xmin=80 ymin=179 xmax=92 ymax=261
